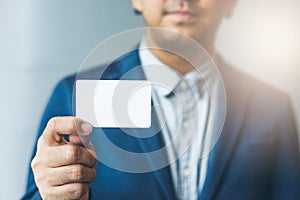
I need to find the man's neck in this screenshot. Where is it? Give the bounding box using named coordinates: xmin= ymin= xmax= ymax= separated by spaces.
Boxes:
xmin=145 ymin=35 xmax=217 ymax=75
xmin=150 ymin=49 xmax=195 ymax=75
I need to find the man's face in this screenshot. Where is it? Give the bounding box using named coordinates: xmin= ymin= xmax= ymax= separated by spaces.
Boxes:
xmin=132 ymin=0 xmax=231 ymax=43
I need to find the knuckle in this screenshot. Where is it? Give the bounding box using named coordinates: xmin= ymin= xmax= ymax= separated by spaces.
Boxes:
xmin=87 ymin=149 xmax=97 ymax=167
xmin=31 ymin=157 xmax=45 ymax=175
xmin=72 ymin=183 xmax=87 ymax=199
xmin=72 ymin=165 xmax=86 ymax=181
xmin=39 ymin=186 xmax=58 ymax=200
xmin=48 ymin=117 xmax=57 ymax=127
xmin=31 ymin=157 xmax=38 ymax=169
xmin=67 ymin=145 xmax=81 ymax=162
xmin=34 ymin=173 xmax=41 ymax=185
xmin=33 ymin=170 xmax=46 ymax=187
xmin=44 ymin=177 xmax=52 ymax=186
xmin=71 ymin=118 xmax=78 ymax=132
xmin=31 ymin=150 xmax=46 ymax=170
xmin=92 ymin=157 xmax=98 ymax=168
xmin=90 ymin=168 xmax=97 ymax=182
xmin=66 ymin=119 xmax=75 ymax=132
xmin=37 ymin=135 xmax=49 ymax=148
xmin=63 ymin=117 xmax=78 ymax=133
xmin=37 ymin=137 xmax=44 ymax=147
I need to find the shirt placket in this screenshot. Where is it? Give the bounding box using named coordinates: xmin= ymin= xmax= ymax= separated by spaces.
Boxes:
xmin=173 ymin=79 xmax=199 ymax=200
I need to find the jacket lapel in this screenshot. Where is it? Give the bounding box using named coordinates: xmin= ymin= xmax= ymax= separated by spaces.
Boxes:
xmin=102 ymin=50 xmax=176 ymax=199
xmin=200 ymin=59 xmax=249 ymax=199
xmin=129 ymin=114 xmax=176 ymax=200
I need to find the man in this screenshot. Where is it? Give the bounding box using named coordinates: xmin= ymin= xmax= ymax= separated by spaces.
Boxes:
xmin=23 ymin=0 xmax=300 ymax=199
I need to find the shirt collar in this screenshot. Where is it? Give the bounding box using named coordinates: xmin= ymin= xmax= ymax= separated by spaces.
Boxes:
xmin=139 ymin=37 xmax=181 ymax=96
xmin=138 ymin=37 xmax=215 ymax=97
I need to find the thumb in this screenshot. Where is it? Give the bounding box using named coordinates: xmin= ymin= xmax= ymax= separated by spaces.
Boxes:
xmin=69 ymin=122 xmax=93 ymax=146
xmin=41 ymin=117 xmax=92 ymax=146
xmin=69 ymin=134 xmax=91 ymax=147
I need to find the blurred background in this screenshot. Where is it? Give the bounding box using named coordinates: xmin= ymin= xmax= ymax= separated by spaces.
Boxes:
xmin=0 ymin=0 xmax=299 ymax=199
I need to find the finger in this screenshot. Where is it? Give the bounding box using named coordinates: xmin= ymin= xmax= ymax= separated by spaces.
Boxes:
xmin=69 ymin=135 xmax=90 ymax=147
xmin=48 ymin=164 xmax=96 ymax=186
xmin=68 ymin=135 xmax=96 ymax=151
xmin=45 ymin=144 xmax=97 ymax=168
xmin=45 ymin=183 xmax=90 ymax=200
xmin=41 ymin=117 xmax=93 ymax=146
xmin=80 ymin=192 xmax=89 ymax=200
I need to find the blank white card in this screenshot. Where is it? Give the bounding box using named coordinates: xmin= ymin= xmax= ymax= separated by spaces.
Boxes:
xmin=76 ymin=80 xmax=151 ymax=128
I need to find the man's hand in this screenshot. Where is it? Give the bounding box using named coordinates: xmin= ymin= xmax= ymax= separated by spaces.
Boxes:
xmin=31 ymin=117 xmax=97 ymax=200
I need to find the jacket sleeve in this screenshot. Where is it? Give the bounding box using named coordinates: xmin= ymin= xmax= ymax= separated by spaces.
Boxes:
xmin=21 ymin=76 xmax=75 ymax=200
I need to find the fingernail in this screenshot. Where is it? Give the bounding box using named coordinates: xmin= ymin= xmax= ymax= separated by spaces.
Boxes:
xmin=81 ymin=123 xmax=93 ymax=134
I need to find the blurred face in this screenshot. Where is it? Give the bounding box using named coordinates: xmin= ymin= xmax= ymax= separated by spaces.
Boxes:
xmin=132 ymin=0 xmax=233 ymax=46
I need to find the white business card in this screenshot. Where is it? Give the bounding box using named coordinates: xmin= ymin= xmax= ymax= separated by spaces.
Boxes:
xmin=76 ymin=80 xmax=151 ymax=128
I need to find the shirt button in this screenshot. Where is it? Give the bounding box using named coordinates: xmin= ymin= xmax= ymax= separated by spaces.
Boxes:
xmin=182 ymin=168 xmax=191 ymax=178
xmin=180 ymin=81 xmax=187 ymax=90
xmin=183 ymin=121 xmax=190 ymax=129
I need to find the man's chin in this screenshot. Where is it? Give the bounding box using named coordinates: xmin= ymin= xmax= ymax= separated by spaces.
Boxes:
xmin=148 ymin=27 xmax=186 ymax=47
xmin=158 ymin=26 xmax=202 ymax=44
xmin=147 ymin=27 xmax=203 ymax=55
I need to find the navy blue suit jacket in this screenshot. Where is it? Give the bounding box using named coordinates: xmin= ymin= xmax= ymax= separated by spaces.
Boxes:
xmin=23 ymin=50 xmax=300 ymax=200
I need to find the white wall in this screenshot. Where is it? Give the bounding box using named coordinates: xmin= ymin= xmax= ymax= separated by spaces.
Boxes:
xmin=0 ymin=0 xmax=299 ymax=199
xmin=217 ymin=0 xmax=300 ymax=129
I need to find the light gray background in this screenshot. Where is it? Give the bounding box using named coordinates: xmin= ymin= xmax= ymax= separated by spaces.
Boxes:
xmin=1 ymin=0 xmax=299 ymax=199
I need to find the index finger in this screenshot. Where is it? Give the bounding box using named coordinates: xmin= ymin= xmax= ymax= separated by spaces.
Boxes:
xmin=40 ymin=117 xmax=93 ymax=146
